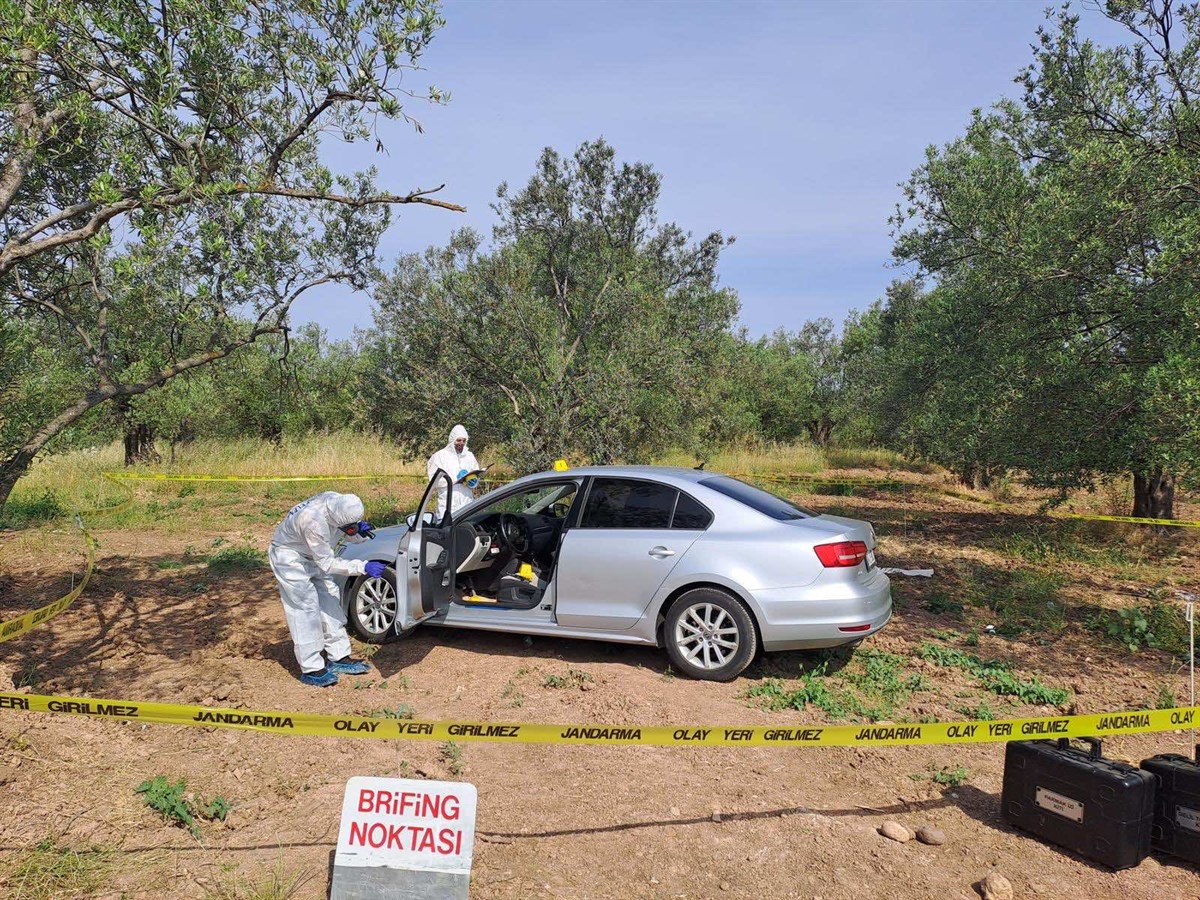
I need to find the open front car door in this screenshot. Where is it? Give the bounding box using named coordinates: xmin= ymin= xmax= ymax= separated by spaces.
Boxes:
xmin=397 ymin=469 xmax=456 ymax=633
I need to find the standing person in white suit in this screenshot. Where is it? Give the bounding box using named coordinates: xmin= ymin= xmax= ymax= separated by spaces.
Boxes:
xmin=426 ymin=424 xmax=480 ymax=517
xmin=268 ymin=491 xmax=386 ymax=687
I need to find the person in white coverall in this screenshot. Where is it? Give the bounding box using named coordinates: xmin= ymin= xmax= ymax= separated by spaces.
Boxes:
xmin=426 ymin=424 xmax=480 ymax=518
xmin=268 ymin=491 xmax=386 ymax=687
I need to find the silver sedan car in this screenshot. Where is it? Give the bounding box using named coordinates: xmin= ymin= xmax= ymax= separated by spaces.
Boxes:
xmin=337 ymin=466 xmax=891 ymax=681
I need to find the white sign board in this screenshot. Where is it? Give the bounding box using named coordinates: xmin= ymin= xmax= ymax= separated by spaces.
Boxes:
xmin=332 ymin=777 xmax=477 ymax=899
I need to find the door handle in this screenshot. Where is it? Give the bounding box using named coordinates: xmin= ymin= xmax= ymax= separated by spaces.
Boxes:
xmin=649 ymin=546 xmax=675 ymax=559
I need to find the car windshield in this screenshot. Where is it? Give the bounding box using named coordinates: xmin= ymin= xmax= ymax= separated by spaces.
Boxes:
xmin=700 ymin=475 xmax=816 ymax=521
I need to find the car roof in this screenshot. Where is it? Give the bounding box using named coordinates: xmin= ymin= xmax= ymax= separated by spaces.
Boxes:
xmin=529 ymin=465 xmax=719 ymax=484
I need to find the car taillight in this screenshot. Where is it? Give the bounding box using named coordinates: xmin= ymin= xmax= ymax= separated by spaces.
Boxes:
xmin=814 ymin=540 xmax=869 ymax=568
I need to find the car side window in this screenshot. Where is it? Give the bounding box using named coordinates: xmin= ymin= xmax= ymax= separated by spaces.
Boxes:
xmin=581 ymin=478 xmax=677 ymax=529
xmin=671 ymin=491 xmax=713 ymax=530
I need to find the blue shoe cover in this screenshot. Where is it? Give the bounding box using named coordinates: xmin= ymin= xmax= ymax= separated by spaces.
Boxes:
xmin=300 ymin=667 xmax=338 ymax=687
xmin=328 ymin=657 xmax=371 ymax=675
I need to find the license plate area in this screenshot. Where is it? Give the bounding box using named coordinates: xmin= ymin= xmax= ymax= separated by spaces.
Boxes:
xmin=865 ymin=550 xmax=876 ymax=571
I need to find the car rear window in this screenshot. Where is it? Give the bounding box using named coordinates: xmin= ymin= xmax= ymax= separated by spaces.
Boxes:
xmin=672 ymin=491 xmax=713 ymax=530
xmin=700 ymin=476 xmax=816 ymax=521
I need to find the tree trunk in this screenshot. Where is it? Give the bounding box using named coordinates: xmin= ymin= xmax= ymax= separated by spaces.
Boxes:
xmin=0 ymin=447 xmax=37 ymax=511
xmin=124 ymin=422 xmax=159 ymax=466
xmin=118 ymin=398 xmax=160 ymax=466
xmin=805 ymin=415 xmax=834 ymax=448
xmin=1132 ymin=469 xmax=1174 ymax=521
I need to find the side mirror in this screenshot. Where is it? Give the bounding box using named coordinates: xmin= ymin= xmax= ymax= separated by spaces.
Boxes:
xmin=405 ymin=512 xmax=436 ymax=529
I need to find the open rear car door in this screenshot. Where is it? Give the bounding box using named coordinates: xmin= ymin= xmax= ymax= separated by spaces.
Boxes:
xmin=396 ymin=469 xmax=455 ymax=633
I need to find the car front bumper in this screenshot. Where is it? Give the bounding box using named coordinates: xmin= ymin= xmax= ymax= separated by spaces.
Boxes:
xmin=753 ymin=569 xmax=893 ymax=652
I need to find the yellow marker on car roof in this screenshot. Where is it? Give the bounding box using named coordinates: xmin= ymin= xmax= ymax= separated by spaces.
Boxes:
xmin=552 ymin=459 xmax=569 ymax=471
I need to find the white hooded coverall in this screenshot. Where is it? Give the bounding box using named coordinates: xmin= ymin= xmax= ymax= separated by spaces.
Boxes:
xmin=426 ymin=424 xmax=480 ymax=517
xmin=268 ymin=492 xmax=370 ymax=673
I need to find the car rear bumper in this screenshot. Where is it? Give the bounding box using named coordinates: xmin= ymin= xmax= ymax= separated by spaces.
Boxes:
xmin=753 ymin=569 xmax=892 ymax=652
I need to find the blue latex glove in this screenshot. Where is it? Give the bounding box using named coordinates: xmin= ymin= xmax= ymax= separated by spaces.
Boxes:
xmin=364 ymin=561 xmax=387 ymax=578
xmin=356 ymin=521 xmax=375 ymax=539
xmin=465 ymin=476 xmax=479 ymax=489
xmin=456 ymin=468 xmax=469 ymax=483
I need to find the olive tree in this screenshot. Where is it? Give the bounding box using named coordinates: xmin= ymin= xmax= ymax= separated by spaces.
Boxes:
xmin=0 ymin=0 xmax=461 ymax=508
xmin=367 ymin=139 xmax=738 ymax=471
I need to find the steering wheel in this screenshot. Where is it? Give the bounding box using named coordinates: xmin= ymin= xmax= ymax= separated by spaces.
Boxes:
xmin=499 ymin=513 xmax=533 ymax=555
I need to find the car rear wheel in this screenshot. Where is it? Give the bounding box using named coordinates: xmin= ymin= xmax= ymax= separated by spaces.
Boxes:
xmin=347 ymin=566 xmax=399 ymax=643
xmin=664 ymin=588 xmax=757 ymax=682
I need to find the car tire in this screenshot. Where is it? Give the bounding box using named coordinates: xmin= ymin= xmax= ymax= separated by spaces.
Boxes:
xmin=346 ymin=565 xmax=400 ymax=644
xmin=664 ymin=588 xmax=757 ymax=682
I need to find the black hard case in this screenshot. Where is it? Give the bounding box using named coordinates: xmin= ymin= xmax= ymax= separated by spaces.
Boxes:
xmin=1141 ymin=746 xmax=1200 ymax=864
xmin=1001 ymin=737 xmax=1154 ymax=869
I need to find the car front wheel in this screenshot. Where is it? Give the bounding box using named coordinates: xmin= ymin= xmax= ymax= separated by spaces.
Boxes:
xmin=347 ymin=566 xmax=400 ymax=643
xmin=664 ymin=588 xmax=757 ymax=681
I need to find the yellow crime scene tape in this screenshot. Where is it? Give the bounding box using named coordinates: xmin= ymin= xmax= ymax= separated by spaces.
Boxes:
xmin=101 ymin=471 xmax=426 ymax=484
xmin=0 ymin=525 xmax=96 ymax=644
xmin=1 ymin=691 xmax=1197 ymax=748
xmin=1055 ymin=511 xmax=1200 ymax=529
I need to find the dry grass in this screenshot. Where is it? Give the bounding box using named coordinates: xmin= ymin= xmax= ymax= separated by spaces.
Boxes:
xmin=6 ymin=434 xmax=426 ymax=520
xmin=0 ymin=837 xmax=114 ymax=900
xmin=656 ymin=442 xmax=825 ymax=475
xmin=200 ymin=859 xmax=310 ymax=900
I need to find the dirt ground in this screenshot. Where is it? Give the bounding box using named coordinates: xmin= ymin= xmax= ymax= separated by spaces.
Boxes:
xmin=1 ymin=474 xmax=1199 ymax=899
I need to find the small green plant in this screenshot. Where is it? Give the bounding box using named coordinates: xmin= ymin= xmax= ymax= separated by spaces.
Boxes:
xmin=957 ymin=699 xmax=998 ymax=721
xmin=543 ymin=668 xmax=594 ymax=689
xmin=135 ymin=776 xmax=230 ymax=838
xmin=136 ymin=776 xmax=198 ymax=836
xmin=501 ymin=679 xmax=525 ymax=708
xmin=746 ymin=667 xmax=848 ymax=720
xmin=925 ymin=593 xmax=965 ymax=618
xmin=14 ymin=663 xmax=40 ymax=689
xmin=932 ymin=765 xmax=968 ymax=788
xmin=1157 ymin=683 xmax=1178 ymax=710
xmin=207 ymin=545 xmax=266 ymax=574
xmin=202 ymin=796 xmax=232 ymax=822
xmin=440 ymin=741 xmax=465 ymax=776
xmin=1089 ymin=602 xmax=1188 ymax=656
xmin=919 ymin=643 xmax=1068 ymax=705
xmin=367 ymin=704 xmax=415 ymax=720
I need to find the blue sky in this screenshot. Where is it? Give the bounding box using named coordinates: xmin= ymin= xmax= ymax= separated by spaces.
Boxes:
xmin=295 ymin=0 xmax=1116 ymax=340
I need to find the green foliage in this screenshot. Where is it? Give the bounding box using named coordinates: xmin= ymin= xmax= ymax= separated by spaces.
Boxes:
xmin=1157 ymin=684 xmax=1178 ymax=710
xmin=747 ymin=671 xmax=847 ymax=719
xmin=0 ymin=488 xmax=66 ymax=527
xmin=957 ymin=699 xmax=998 ymax=721
xmin=882 ymin=5 xmax=1200 ymax=513
xmin=748 ymin=651 xmax=926 ymax=722
xmin=0 ymin=0 xmax=451 ymax=507
xmin=135 ymin=776 xmax=230 ymax=838
xmin=135 ymin=776 xmax=198 ymax=836
xmin=366 ymin=139 xmax=738 ymax=471
xmin=1089 ymin=602 xmax=1188 ymax=656
xmin=931 ymin=765 xmax=968 ymax=788
xmin=367 ymin=704 xmax=415 ymax=720
xmin=918 ymin=643 xmax=1069 ymax=705
xmin=439 ymin=741 xmax=465 ymax=776
xmin=206 ymin=546 xmax=266 ymax=574
xmin=542 ymin=669 xmax=594 ymax=689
